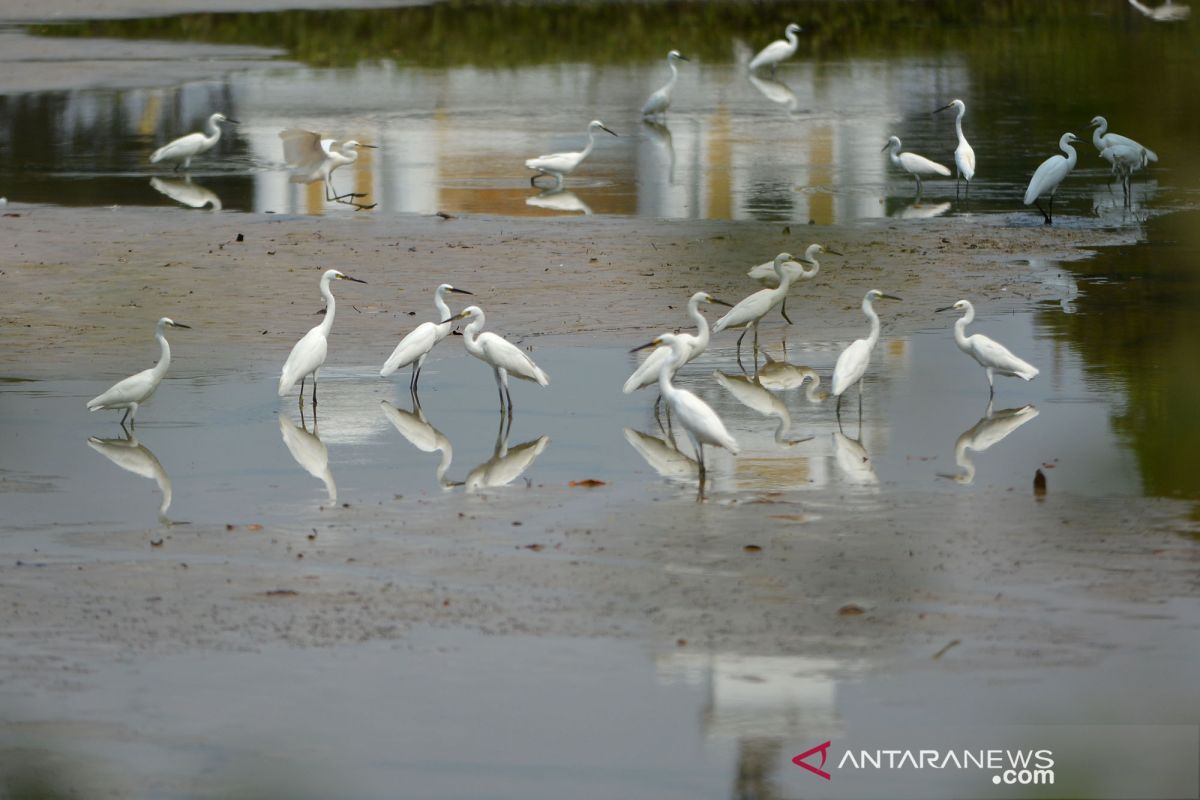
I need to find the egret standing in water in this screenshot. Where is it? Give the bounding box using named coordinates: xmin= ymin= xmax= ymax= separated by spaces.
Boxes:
xmin=883 ymin=136 xmax=951 ymax=197
xmin=380 ymin=283 xmax=474 ymax=391
xmin=150 ymin=112 xmax=238 ymax=171
xmin=1024 ymin=132 xmax=1080 ymax=225
xmin=1101 ymin=143 xmax=1151 ymax=206
xmin=935 ymin=299 xmax=1038 ymax=398
xmin=278 ymin=269 xmax=367 ymax=408
xmin=87 ymin=317 xmax=190 ymax=427
xmin=1090 ymin=116 xmax=1157 ymax=164
xmin=280 ymin=129 xmax=378 ymax=210
xmin=712 ymin=252 xmax=797 ymax=369
xmin=525 ymin=120 xmax=618 ymax=186
xmin=745 ymin=243 xmax=839 ymax=323
xmin=642 ymin=50 xmax=689 ymax=119
xmin=748 ymin=23 xmax=803 ymax=75
xmin=623 ymin=291 xmax=731 ymax=394
xmin=934 ymin=99 xmax=976 ymax=197
xmin=632 ymin=333 xmax=739 ymax=486
xmin=442 ymin=305 xmax=549 ymax=416
xmin=831 ymin=290 xmax=902 ymax=420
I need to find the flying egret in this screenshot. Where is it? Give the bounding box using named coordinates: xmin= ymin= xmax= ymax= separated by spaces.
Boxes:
xmin=883 ymin=136 xmax=951 ymax=196
xmin=712 ymin=252 xmax=797 ymax=368
xmin=442 ymin=305 xmax=550 ymax=416
xmin=746 ymin=243 xmax=839 ymax=323
xmin=642 ymin=50 xmax=689 ymax=118
xmin=87 ymin=431 xmax=173 ymax=523
xmin=934 ymin=99 xmax=976 ymax=196
xmin=380 ymin=283 xmax=474 ymax=391
xmin=278 ymin=269 xmax=367 ymax=408
xmin=1023 ymin=132 xmax=1080 ymax=225
xmin=280 ymin=129 xmax=378 ymax=210
xmin=623 ymin=291 xmax=732 ymax=395
xmin=748 ymin=23 xmax=803 ymax=75
xmin=86 ymin=317 xmax=190 ymax=427
xmin=1090 ymin=116 xmax=1158 ymax=164
xmin=525 ymin=120 xmax=617 ymax=186
xmin=1100 ymin=143 xmax=1150 ymax=206
xmin=935 ymin=299 xmax=1039 ymax=397
xmin=150 ymin=112 xmax=238 ymax=171
xmin=943 ymin=403 xmax=1040 ymax=485
xmin=831 ymin=290 xmax=902 ymax=420
xmin=632 ymin=333 xmax=738 ymax=484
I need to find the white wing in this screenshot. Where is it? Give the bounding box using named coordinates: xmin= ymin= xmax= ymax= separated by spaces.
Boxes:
xmin=746 ymin=258 xmax=807 ymax=287
xmin=623 ymin=428 xmax=699 ymax=480
xmin=525 ymin=151 xmax=585 ymax=174
xmin=466 ymin=436 xmax=550 ymax=490
xmin=899 ymin=151 xmax=952 ymax=177
xmin=967 ymin=334 xmax=1038 ymax=380
xmin=280 ymin=128 xmax=325 ymax=168
xmin=1099 ymin=131 xmax=1157 ymax=163
xmin=642 ymin=88 xmax=670 ymax=116
xmin=1024 ymin=154 xmax=1069 ymax=204
xmin=150 ymin=132 xmax=208 ymax=164
xmin=380 ymin=321 xmax=445 ymax=376
xmin=671 ymin=389 xmax=738 ymax=453
xmin=956 ymin=141 xmax=976 ymax=181
xmin=87 ymin=367 xmax=159 ymax=409
xmin=478 ymin=332 xmax=549 ymax=385
xmin=712 ymin=288 xmax=778 ymax=332
xmin=831 ymin=338 xmax=871 ymax=396
xmin=379 ymin=401 xmax=443 ymax=452
xmin=278 ymin=326 xmax=327 ymax=395
xmin=749 ymin=39 xmax=790 ymax=70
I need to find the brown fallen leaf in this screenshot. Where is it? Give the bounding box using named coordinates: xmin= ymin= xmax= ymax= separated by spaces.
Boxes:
xmin=743 ymin=544 xmax=763 ymax=553
xmin=569 ymin=479 xmax=606 ymax=488
xmin=150 ymin=539 xmax=163 ymax=547
xmin=524 ymin=543 xmax=544 ymax=552
xmin=264 ymin=589 xmax=298 ymax=597
xmin=246 ymin=523 xmax=263 ymax=531
xmin=838 ymin=603 xmax=866 ymax=616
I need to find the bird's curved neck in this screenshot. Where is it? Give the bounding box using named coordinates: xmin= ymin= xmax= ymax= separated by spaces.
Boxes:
xmin=1061 ymin=138 xmax=1078 ymax=167
xmin=800 ymin=255 xmax=819 ymax=279
xmin=152 ymin=325 xmax=172 ymax=378
xmin=436 ymin=444 xmax=453 ymax=484
xmin=888 ymin=143 xmax=902 ymax=167
xmin=319 ymin=277 xmax=337 ymax=335
xmin=656 ymin=348 xmax=684 ymax=399
xmin=580 ymin=130 xmax=598 ymax=160
xmin=687 ymin=298 xmax=710 ymax=347
xmin=773 ymin=262 xmax=796 ymax=297
xmin=954 ymin=109 xmax=966 ymax=143
xmin=953 ymin=306 xmax=974 ymax=349
xmin=203 ymin=116 xmax=222 ymax=146
xmin=433 ymin=288 xmax=452 ymax=322
xmin=462 ymin=314 xmax=485 ymax=353
xmin=785 ymin=28 xmax=799 ymax=47
xmin=863 ymin=298 xmax=882 ymax=349
xmin=666 ymin=60 xmax=680 ymax=89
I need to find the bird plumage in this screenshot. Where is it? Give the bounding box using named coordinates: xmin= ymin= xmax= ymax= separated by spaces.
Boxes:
xmin=938 ymin=300 xmax=1038 ymax=396
xmin=1024 ymin=133 xmax=1080 ymax=223
xmin=936 ymin=99 xmax=976 ymax=184
xmin=642 ymin=50 xmax=688 ymax=117
xmin=525 ymin=120 xmax=617 ymax=184
xmin=1090 ymin=116 xmax=1157 ymax=163
xmin=380 ymin=284 xmax=472 ymax=385
xmin=150 ymin=113 xmax=235 ymax=170
xmin=87 ymin=317 xmax=189 ymax=426
xmin=748 ymin=23 xmax=802 ymax=73
xmin=278 ymin=269 xmax=366 ymax=401
xmin=831 ymin=290 xmax=900 ymax=409
xmin=623 ymin=291 xmax=726 ymax=394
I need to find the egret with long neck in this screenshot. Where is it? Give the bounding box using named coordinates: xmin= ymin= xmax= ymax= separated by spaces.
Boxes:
xmin=936 ymin=299 xmax=1039 ymax=398
xmin=278 ymin=269 xmax=367 ymax=408
xmin=831 ymin=290 xmax=902 ymax=422
xmin=1024 ymin=132 xmax=1080 ymax=225
xmin=748 ymin=23 xmax=802 ymax=75
xmin=443 ymin=305 xmax=550 ymax=419
xmin=712 ymin=252 xmax=798 ymax=370
xmin=746 ymin=243 xmax=839 ymax=323
xmin=380 ymin=283 xmax=473 ymax=391
xmin=150 ymin=113 xmax=238 ymax=171
xmin=86 ymin=317 xmax=191 ymax=428
xmin=525 ymin=120 xmax=618 ymax=186
xmin=935 ymin=99 xmax=976 ymax=197
xmin=642 ymin=50 xmax=689 ymax=118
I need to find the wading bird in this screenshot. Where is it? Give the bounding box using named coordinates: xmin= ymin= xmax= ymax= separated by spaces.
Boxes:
xmin=935 ymin=299 xmax=1039 ymax=397
xmin=380 ymin=283 xmax=473 ymax=391
xmin=831 ymin=290 xmax=901 ymax=420
xmin=442 ymin=305 xmax=549 ymax=416
xmin=1090 ymin=116 xmax=1158 ymax=164
xmin=746 ymin=243 xmax=839 ymax=323
xmin=749 ymin=23 xmax=803 ymax=75
xmin=934 ymin=99 xmax=976 ymax=197
xmin=86 ymin=317 xmax=190 ymax=427
xmin=642 ymin=50 xmax=689 ymax=118
xmin=632 ymin=333 xmax=738 ymax=485
xmin=712 ymin=252 xmax=797 ymax=368
xmin=526 ymin=120 xmax=617 ymax=186
xmin=883 ymin=136 xmax=951 ymax=197
xmin=1024 ymin=132 xmax=1080 ymax=225
xmin=623 ymin=291 xmax=732 ymax=398
xmin=280 ymin=129 xmax=378 ymax=210
xmin=150 ymin=112 xmax=238 ymax=171
xmin=278 ymin=269 xmax=367 ymax=408
xmin=1100 ymin=143 xmax=1150 ymax=206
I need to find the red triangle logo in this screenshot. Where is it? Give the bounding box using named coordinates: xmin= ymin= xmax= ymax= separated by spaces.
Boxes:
xmin=792 ymin=741 xmax=832 ymax=780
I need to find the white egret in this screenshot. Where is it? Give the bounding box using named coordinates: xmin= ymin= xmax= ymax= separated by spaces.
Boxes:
xmin=642 ymin=50 xmax=689 ymax=118
xmin=632 ymin=333 xmax=738 ymax=483
xmin=748 ymin=23 xmax=803 ymax=75
xmin=150 ymin=112 xmax=238 ymax=171
xmin=380 ymin=400 xmax=454 ymax=489
xmin=831 ymin=290 xmax=902 ymax=419
xmin=745 ymin=243 xmax=839 ymax=323
xmin=278 ymin=269 xmax=367 ymax=408
xmin=1100 ymin=143 xmax=1150 ymax=206
xmin=1024 ymin=132 xmax=1081 ymax=225
xmin=278 ymin=412 xmax=336 ymax=503
xmin=623 ymin=291 xmax=732 ymax=395
xmin=934 ymin=99 xmax=976 ymax=196
xmin=712 ymin=252 xmax=797 ymax=368
xmin=883 ymin=136 xmax=951 ymax=196
xmin=149 ymin=177 xmax=222 ymax=210
xmin=943 ymin=403 xmax=1039 ymax=485
xmin=86 ymin=317 xmax=190 ymax=427
xmin=87 ymin=432 xmax=173 ymax=523
xmin=442 ymin=305 xmax=550 ymax=415
xmin=1127 ymin=0 xmax=1191 ymax=21
xmin=935 ymin=299 xmax=1039 ymax=397
xmin=380 ymin=283 xmax=474 ymax=391
xmin=1090 ymin=116 xmax=1158 ymax=164
xmin=280 ymin=129 xmax=378 ymax=209
xmin=525 ymin=120 xmax=617 ymax=186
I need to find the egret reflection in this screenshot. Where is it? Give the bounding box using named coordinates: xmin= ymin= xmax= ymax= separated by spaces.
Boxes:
xmin=623 ymin=427 xmax=700 ymax=482
xmin=641 ymin=119 xmax=676 ymax=182
xmin=890 ymin=199 xmax=951 ymax=220
xmin=713 ymin=372 xmax=810 ymax=447
xmin=944 ymin=403 xmax=1039 ymax=485
xmin=525 ymin=187 xmax=592 ymax=215
xmin=1127 ymin=0 xmax=1191 ymax=21
xmin=747 ymin=74 xmax=800 ymax=114
xmin=831 ymin=430 xmax=878 ymax=486
xmin=87 ymin=431 xmax=173 ymax=524
xmin=149 ymin=177 xmax=222 ymax=210
xmin=756 ymin=354 xmax=825 ymax=402
xmin=379 ymin=399 xmax=454 ymax=489
xmin=277 ymin=411 xmax=336 ymax=503
xmin=463 ymin=416 xmax=549 ymax=492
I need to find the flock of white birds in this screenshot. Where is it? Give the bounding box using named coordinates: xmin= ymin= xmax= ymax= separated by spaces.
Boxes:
xmin=100 ymin=21 xmax=1160 ymax=482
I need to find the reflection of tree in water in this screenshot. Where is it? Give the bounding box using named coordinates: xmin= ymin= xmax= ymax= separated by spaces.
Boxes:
xmin=1035 ymin=212 xmax=1200 ymax=509
xmin=743 ymin=182 xmax=795 ymax=223
xmin=733 ymin=737 xmax=782 ymax=800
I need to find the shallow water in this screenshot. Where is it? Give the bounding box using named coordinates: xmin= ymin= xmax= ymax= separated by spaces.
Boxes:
xmin=3 ymin=1 xmax=1199 ymax=220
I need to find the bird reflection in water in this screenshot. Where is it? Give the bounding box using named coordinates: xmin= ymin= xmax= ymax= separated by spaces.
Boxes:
xmin=149 ymin=177 xmax=222 ymax=210
xmin=277 ymin=410 xmax=336 ymax=503
xmin=942 ymin=403 xmax=1039 ymax=485
xmin=756 ymin=351 xmax=826 ymax=403
xmin=831 ymin=430 xmax=878 ymax=486
xmin=87 ymin=431 xmax=175 ymax=525
xmin=463 ymin=414 xmax=549 ymax=492
xmin=1127 ymin=0 xmax=1190 ymax=21
xmin=524 ymin=187 xmax=592 ymax=216
xmin=713 ymin=371 xmax=812 ymax=447
xmin=623 ymin=427 xmax=700 ymax=483
xmin=748 ymin=74 xmax=801 ymax=115
xmin=379 ymin=399 xmax=454 ymax=490
xmin=641 ymin=119 xmax=676 ymax=183
xmin=890 ymin=199 xmax=951 ymax=220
